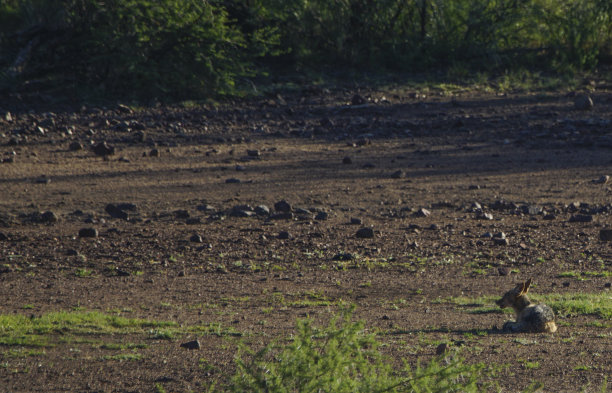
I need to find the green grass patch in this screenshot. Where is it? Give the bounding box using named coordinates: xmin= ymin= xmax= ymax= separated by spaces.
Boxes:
xmin=102 ymin=353 xmax=143 ymax=362
xmin=231 ymin=306 xmax=494 ymax=392
xmin=558 ymin=271 xmax=612 ymax=279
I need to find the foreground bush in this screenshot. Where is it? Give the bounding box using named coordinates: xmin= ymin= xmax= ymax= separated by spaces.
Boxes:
xmin=230 ymin=307 xmax=488 ymax=393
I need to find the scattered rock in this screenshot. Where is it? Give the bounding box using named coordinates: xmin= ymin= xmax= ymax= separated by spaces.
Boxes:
xmin=569 ymin=214 xmax=593 ymax=223
xmin=274 ymin=200 xmax=292 ymax=213
xmin=390 ymin=170 xmax=404 ymax=179
xmin=78 ymin=228 xmax=98 ymax=238
xmin=190 ymin=234 xmax=203 ymax=243
xmin=115 ymin=268 xmax=130 ymax=277
xmin=174 ymin=210 xmax=190 ymax=219
xmin=593 ymin=175 xmax=609 ymax=184
xmin=342 ymin=156 xmax=352 ymax=164
xmin=481 ymin=232 xmax=493 ymax=238
xmin=35 ymin=177 xmax=51 ymax=184
xmin=92 ymin=141 xmax=115 ymax=156
xmin=225 ymin=178 xmax=241 ymax=184
xmin=574 ymin=94 xmax=594 ymax=110
xmin=105 ymin=204 xmax=130 ymax=220
xmin=69 ymin=141 xmax=84 ymax=151
xmin=350 ymin=217 xmax=362 ymax=225
xmin=599 ymin=229 xmax=612 ymax=241
xmin=315 ymin=211 xmax=329 ymax=220
xmin=477 ymin=212 xmax=493 ymax=220
xmin=543 ymin=214 xmax=556 ymax=220
xmin=269 ymin=212 xmax=294 ymax=220
xmin=180 ymin=340 xmax=201 ymax=350
xmin=351 ymin=94 xmax=366 ymax=105
xmin=277 ymin=231 xmax=291 ymax=240
xmin=356 ymin=227 xmax=375 ymax=238
xmin=498 ymin=267 xmax=510 ymax=276
xmin=149 ymin=148 xmax=160 ymax=157
xmin=40 ymin=211 xmax=59 ymax=223
xmin=255 ymin=205 xmax=270 ymax=216
xmin=247 ymin=149 xmax=260 ymax=157
xmin=332 ymin=252 xmax=355 ymax=261
xmin=493 ymin=237 xmax=509 ymax=246
xmin=414 ymin=208 xmax=430 ymax=217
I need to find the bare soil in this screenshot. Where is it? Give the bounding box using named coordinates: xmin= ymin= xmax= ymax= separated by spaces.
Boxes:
xmin=1 ymin=84 xmax=611 ymax=392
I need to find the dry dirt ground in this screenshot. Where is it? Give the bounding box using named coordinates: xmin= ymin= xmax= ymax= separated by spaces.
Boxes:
xmin=1 ymin=84 xmax=611 ymax=392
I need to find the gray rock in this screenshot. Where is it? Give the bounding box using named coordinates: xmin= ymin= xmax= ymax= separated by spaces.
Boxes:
xmin=69 ymin=141 xmax=83 ymax=151
xmin=414 ymin=208 xmax=431 ymax=217
xmin=574 ymin=94 xmax=594 ymax=110
xmin=225 ymin=178 xmax=241 ymax=184
xmin=477 ymin=212 xmax=493 ymax=220
xmin=92 ymin=142 xmax=115 ymax=156
xmin=180 ymin=339 xmax=201 ymax=350
xmin=599 ymin=229 xmax=612 ymax=241
xmin=105 ymin=204 xmax=129 ymax=220
xmin=493 ymin=237 xmax=509 ymax=246
xmin=569 ymin=214 xmax=593 ymax=223
xmin=332 ymin=252 xmax=355 ymax=261
xmin=277 ymin=231 xmax=291 ymax=240
xmin=315 ymin=211 xmax=329 ymax=220
xmin=40 ymin=211 xmax=59 ymax=223
xmin=247 ymin=149 xmax=261 ymax=157
xmin=274 ymin=200 xmax=292 ymax=212
xmin=350 ymin=217 xmax=362 ymax=225
xmin=356 ymin=227 xmax=375 ymax=238
xmin=78 ymin=228 xmax=98 ymax=238
xmin=190 ymin=234 xmax=203 ymax=243
xmin=255 ymin=205 xmax=270 ymax=216
xmin=342 ymin=156 xmax=352 ymax=164
xmin=149 ymin=148 xmax=160 ymax=157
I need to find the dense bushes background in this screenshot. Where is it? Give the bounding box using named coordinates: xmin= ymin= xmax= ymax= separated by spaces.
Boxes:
xmin=1 ymin=0 xmax=611 ymax=99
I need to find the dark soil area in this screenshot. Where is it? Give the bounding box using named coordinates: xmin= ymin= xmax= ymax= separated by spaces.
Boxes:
xmin=1 ymin=84 xmax=611 ymax=392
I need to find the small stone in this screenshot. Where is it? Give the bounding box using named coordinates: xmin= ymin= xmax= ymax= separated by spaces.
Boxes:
xmin=468 ymin=185 xmax=480 ymax=190
xmin=342 ymin=156 xmax=352 ymax=164
xmin=149 ymin=148 xmax=160 ymax=157
xmin=481 ymin=232 xmax=493 ymax=238
xmin=569 ymin=214 xmax=593 ymax=223
xmin=593 ymin=175 xmax=609 ymax=184
xmin=35 ymin=177 xmax=51 ymax=184
xmin=274 ymin=200 xmax=292 ymax=212
xmin=69 ymin=141 xmax=83 ymax=151
xmin=180 ymin=340 xmax=201 ymax=350
xmin=92 ymin=142 xmax=115 ymax=156
xmin=174 ymin=210 xmax=190 ymax=219
xmin=356 ymin=227 xmax=375 ymax=238
xmin=235 ymin=165 xmax=246 ymax=171
xmin=599 ymin=229 xmax=612 ymax=241
xmin=315 ymin=211 xmax=329 ymax=220
xmin=498 ymin=267 xmax=510 ymax=276
xmin=78 ymin=228 xmax=98 ymax=238
xmin=277 ymin=231 xmax=291 ymax=240
xmin=332 ymin=253 xmax=355 ymax=261
xmin=115 ymin=268 xmax=130 ymax=277
xmin=574 ymin=94 xmax=594 ymax=110
xmin=350 ymin=217 xmax=362 ymax=225
xmin=190 ymin=234 xmax=203 ymax=243
xmin=247 ymin=149 xmax=260 ymax=157
xmin=493 ymin=238 xmax=509 ymax=246
xmin=351 ymin=94 xmax=366 ymax=105
xmin=255 ymin=205 xmax=270 ymax=216
xmin=105 ymin=204 xmax=129 ymax=220
xmin=436 ymin=343 xmax=450 ymax=355
xmin=494 ymin=232 xmax=506 ymax=239
xmin=225 ymin=178 xmax=241 ymax=184
xmin=391 ymin=170 xmax=405 ymax=179
xmin=414 ymin=208 xmax=430 ymax=217
xmin=4 ymin=112 xmax=13 ymax=122
xmin=543 ymin=214 xmax=556 ymax=220
xmin=269 ymin=212 xmax=294 ymax=220
xmin=40 ymin=211 xmax=58 ymax=223
xmin=477 ymin=212 xmax=493 ymax=220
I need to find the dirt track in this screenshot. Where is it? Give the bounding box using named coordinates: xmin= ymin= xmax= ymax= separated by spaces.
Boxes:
xmin=1 ymin=86 xmax=611 ymax=392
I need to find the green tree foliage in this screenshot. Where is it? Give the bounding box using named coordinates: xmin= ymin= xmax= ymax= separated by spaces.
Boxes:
xmin=1 ymin=0 xmax=611 ymax=99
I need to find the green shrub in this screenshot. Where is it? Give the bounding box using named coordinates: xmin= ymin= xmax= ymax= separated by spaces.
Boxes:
xmin=230 ymin=306 xmax=488 ymax=393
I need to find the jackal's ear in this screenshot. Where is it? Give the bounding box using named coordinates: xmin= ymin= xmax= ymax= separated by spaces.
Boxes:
xmin=523 ymin=278 xmax=532 ymax=294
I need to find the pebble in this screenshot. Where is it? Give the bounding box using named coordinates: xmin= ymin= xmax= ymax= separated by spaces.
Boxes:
xmin=569 ymin=214 xmax=593 ymax=223
xmin=356 ymin=227 xmax=375 ymax=238
xmin=69 ymin=141 xmax=84 ymax=151
xmin=40 ymin=211 xmax=58 ymax=223
xmin=149 ymin=148 xmax=160 ymax=157
xmin=78 ymin=228 xmax=98 ymax=238
xmin=391 ymin=170 xmax=405 ymax=179
xmin=593 ymin=175 xmax=609 ymax=184
xmin=493 ymin=238 xmax=509 ymax=246
xmin=274 ymin=200 xmax=292 ymax=212
xmin=414 ymin=208 xmax=431 ymax=217
xmin=105 ymin=204 xmax=129 ymax=220
xmin=225 ymin=178 xmax=241 ymax=184
xmin=277 ymin=231 xmax=291 ymax=240
xmin=190 ymin=234 xmax=203 ymax=243
xmin=255 ymin=205 xmax=270 ymax=216
xmin=350 ymin=217 xmax=362 ymax=225
xmin=574 ymin=94 xmax=593 ymax=110
xmin=247 ymin=149 xmax=261 ymax=157
xmin=92 ymin=141 xmax=115 ymax=156
xmin=180 ymin=340 xmax=201 ymax=350
xmin=332 ymin=252 xmax=355 ymax=261
xmin=599 ymin=229 xmax=612 ymax=241
xmin=342 ymin=156 xmax=352 ymax=164
xmin=315 ymin=211 xmax=329 ymax=220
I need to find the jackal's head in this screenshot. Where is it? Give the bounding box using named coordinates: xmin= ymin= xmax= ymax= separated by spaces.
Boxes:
xmin=496 ymin=278 xmax=531 ymax=308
